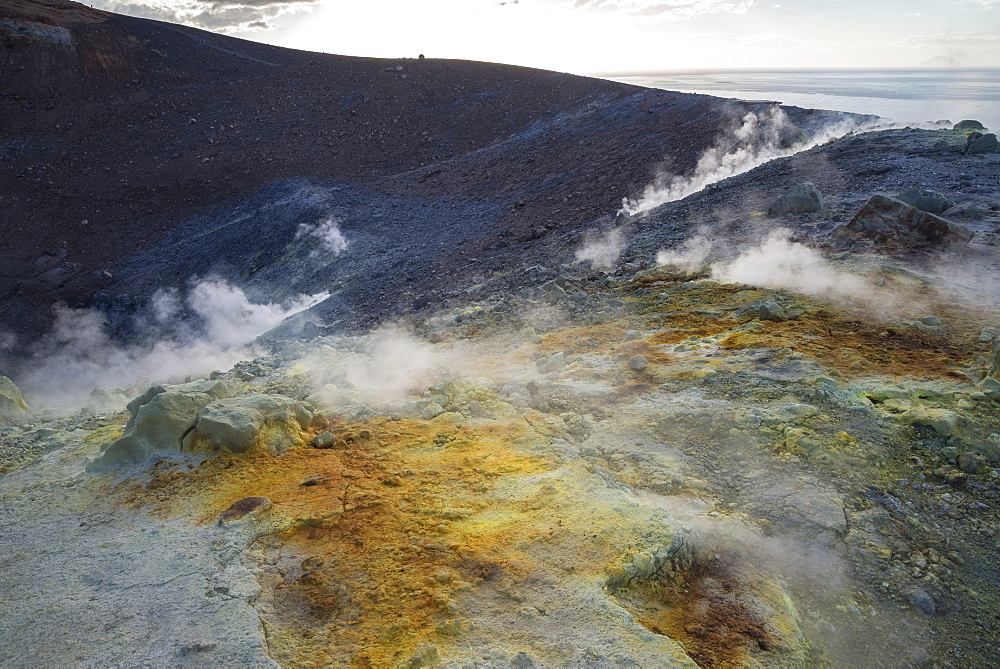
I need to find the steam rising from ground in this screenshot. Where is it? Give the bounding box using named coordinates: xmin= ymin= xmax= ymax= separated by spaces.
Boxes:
xmin=16 ymin=280 xmax=327 ymax=410
xmin=303 ymin=326 xmax=473 ymax=408
xmin=295 ymin=217 xmax=349 ymax=257
xmin=575 ymin=227 xmax=626 ymax=270
xmin=658 ymin=229 xmax=914 ymax=313
xmin=624 ymin=108 xmax=874 ymax=214
xmin=711 ymin=231 xmax=870 ymax=298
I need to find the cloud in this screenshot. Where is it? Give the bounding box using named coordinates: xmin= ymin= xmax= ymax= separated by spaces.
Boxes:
xmin=88 ymin=0 xmax=316 ymax=33
xmin=566 ymin=0 xmax=755 ymax=19
xmin=894 ymin=30 xmax=1000 ymax=48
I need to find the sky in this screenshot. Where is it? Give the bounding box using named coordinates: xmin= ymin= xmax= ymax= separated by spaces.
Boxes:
xmin=81 ymin=0 xmax=1000 ymax=73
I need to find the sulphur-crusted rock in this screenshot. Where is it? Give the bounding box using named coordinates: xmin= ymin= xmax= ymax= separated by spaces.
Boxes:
xmin=901 ymin=406 xmax=960 ymax=437
xmin=183 ymin=394 xmax=313 ymax=455
xmin=88 ymin=379 xmax=233 ymax=471
xmin=845 ymin=194 xmax=973 ymax=247
xmin=0 ymin=376 xmax=30 ymax=421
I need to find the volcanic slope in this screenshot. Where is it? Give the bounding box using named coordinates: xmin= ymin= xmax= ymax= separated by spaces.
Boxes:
xmin=0 ymin=0 xmax=852 ymax=348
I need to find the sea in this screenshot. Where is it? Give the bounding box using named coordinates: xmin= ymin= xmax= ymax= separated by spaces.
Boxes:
xmin=603 ymin=69 xmax=1000 ymax=134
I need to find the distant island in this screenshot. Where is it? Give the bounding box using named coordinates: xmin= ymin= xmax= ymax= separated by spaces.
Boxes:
xmin=920 ymin=55 xmax=965 ymax=68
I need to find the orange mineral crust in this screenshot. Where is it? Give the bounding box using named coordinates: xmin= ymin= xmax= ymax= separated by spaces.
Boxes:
xmin=117 ymin=418 xmax=562 ymax=665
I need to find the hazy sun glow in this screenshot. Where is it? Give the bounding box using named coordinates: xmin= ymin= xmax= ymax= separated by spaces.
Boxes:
xmin=82 ymin=0 xmax=1000 ymax=73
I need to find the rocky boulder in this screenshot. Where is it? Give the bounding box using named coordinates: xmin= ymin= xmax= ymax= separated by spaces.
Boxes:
xmin=963 ymin=132 xmax=998 ymax=155
xmin=768 ymin=182 xmax=823 ymax=217
xmin=988 ymin=338 xmax=1000 ymax=379
xmin=954 ymin=120 xmax=986 ymax=131
xmin=0 ymin=376 xmax=30 ymax=422
xmin=838 ymin=194 xmax=973 ymax=248
xmin=895 ymin=189 xmax=956 ymax=215
xmin=87 ymin=379 xmax=233 ymax=471
xmin=183 ymin=394 xmax=313 ymax=456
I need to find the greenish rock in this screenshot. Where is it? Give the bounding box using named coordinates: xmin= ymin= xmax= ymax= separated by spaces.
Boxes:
xmin=88 ymin=380 xmax=235 ymax=471
xmin=185 ymin=394 xmax=312 ymax=455
xmin=0 ymin=376 xmax=29 ymax=421
xmin=758 ymin=299 xmax=787 ymax=321
xmin=896 ymin=190 xmax=956 ymax=216
xmin=957 ymin=452 xmax=988 ymax=474
xmin=988 ymin=339 xmax=1000 ymax=379
xmin=984 ymin=435 xmax=1000 ymax=464
xmin=768 ymin=182 xmax=823 ymax=217
xmin=420 ymin=402 xmax=444 ymax=420
xmin=628 ymin=355 xmax=649 ymax=372
xmin=902 ymin=407 xmax=959 ymax=437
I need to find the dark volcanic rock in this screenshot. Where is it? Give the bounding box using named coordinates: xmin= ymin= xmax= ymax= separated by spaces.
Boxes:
xmin=963 ymin=132 xmax=998 ymax=154
xmin=844 ymin=194 xmax=973 ymax=248
xmin=954 ymin=120 xmax=986 ymax=131
xmin=768 ymin=182 xmax=823 ymax=217
xmin=218 ymin=496 xmax=272 ymax=526
xmin=895 ymin=189 xmax=956 ymax=215
xmin=0 ymin=0 xmax=829 ymax=347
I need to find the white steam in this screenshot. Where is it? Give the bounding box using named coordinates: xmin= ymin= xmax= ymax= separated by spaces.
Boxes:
xmin=295 ymin=217 xmax=349 ymax=256
xmin=624 ymin=108 xmax=873 ymax=214
xmin=657 ymin=229 xmax=898 ymax=309
xmin=305 ymin=326 xmax=470 ymax=406
xmin=655 ymin=229 xmax=715 ymax=272
xmin=575 ymin=227 xmax=626 ymax=271
xmin=187 ymin=280 xmax=327 ymax=348
xmin=17 ymin=280 xmax=328 ymax=410
xmin=711 ymin=230 xmax=870 ymax=298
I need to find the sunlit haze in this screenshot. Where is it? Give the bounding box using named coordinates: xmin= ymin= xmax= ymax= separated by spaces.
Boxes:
xmin=81 ymin=0 xmax=1000 ymax=73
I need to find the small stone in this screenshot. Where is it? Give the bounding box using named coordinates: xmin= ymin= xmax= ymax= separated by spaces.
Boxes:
xmin=218 ymin=496 xmax=272 ymax=526
xmin=510 ymin=651 xmax=537 ymax=668
xmin=311 ymin=431 xmax=337 ymax=449
xmin=909 ymin=589 xmax=936 ymax=617
xmin=957 ymin=452 xmax=988 ymax=474
xmin=421 ymin=402 xmax=444 ymax=420
xmin=302 ymin=556 xmax=325 ymax=570
xmin=628 ymin=355 xmax=649 ymax=372
xmin=300 ymin=475 xmax=330 ymax=486
xmin=758 ymin=299 xmax=787 ymax=321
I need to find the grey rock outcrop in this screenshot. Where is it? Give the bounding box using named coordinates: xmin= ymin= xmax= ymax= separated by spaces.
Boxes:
xmin=963 ymin=132 xmax=998 ymax=154
xmin=840 ymin=194 xmax=973 ymax=248
xmin=88 ymin=379 xmax=234 ymax=471
xmin=768 ymin=182 xmax=823 ymax=217
xmin=183 ymin=394 xmax=313 ymax=455
xmin=895 ymin=189 xmax=956 ymax=215
xmin=0 ymin=376 xmax=29 ymax=422
xmin=954 ymin=120 xmax=986 ymax=131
